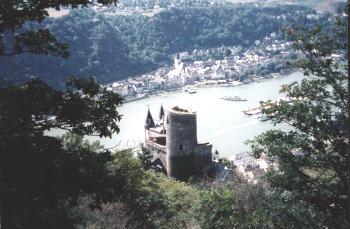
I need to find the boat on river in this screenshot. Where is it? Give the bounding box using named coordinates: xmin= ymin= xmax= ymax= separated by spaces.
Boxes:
xmin=221 ymin=96 xmax=248 ymax=101
xmin=242 ymin=97 xmax=291 ymax=116
xmin=184 ymin=86 xmax=197 ymax=94
xmin=242 ymin=108 xmax=262 ymax=115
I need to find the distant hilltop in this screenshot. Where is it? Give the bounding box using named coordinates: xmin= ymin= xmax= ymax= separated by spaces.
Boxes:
xmin=228 ymin=0 xmax=346 ymax=12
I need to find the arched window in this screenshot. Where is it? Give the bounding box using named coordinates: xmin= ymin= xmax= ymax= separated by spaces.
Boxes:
xmin=179 ymin=145 xmax=183 ymax=150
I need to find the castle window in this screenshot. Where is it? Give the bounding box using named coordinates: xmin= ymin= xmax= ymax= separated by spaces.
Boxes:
xmin=179 ymin=145 xmax=183 ymax=150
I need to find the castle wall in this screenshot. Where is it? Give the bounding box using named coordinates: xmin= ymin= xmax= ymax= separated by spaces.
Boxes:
xmin=193 ymin=144 xmax=213 ymax=175
xmin=145 ymin=138 xmax=167 ymax=169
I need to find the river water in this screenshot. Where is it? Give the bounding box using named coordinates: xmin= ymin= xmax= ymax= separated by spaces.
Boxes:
xmin=79 ymin=71 xmax=303 ymax=159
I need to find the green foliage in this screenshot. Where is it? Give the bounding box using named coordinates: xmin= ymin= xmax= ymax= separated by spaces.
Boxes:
xmin=0 ymin=1 xmax=127 ymax=228
xmin=71 ymin=198 xmax=133 ymax=229
xmin=0 ymin=78 xmax=123 ymax=136
xmin=245 ymin=190 xmax=328 ymax=229
xmin=220 ymin=157 xmax=236 ymax=170
xmin=193 ymin=180 xmax=328 ymax=229
xmin=12 ymin=28 xmax=70 ymax=58
xmin=0 ymin=79 xmax=123 ymax=228
xmin=0 ymin=0 xmax=118 ymax=58
xmin=137 ymin=171 xmax=196 ymax=228
xmin=194 ymin=187 xmax=236 ymax=228
xmin=101 ymin=150 xmax=196 ymax=228
xmin=68 ymin=154 xmax=332 ymax=229
xmin=248 ymin=5 xmax=348 ymax=228
xmin=137 ymin=145 xmax=155 ymax=171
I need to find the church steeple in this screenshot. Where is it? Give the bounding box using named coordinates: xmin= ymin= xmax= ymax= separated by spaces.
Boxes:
xmin=159 ymin=104 xmax=165 ymax=120
xmin=145 ymin=108 xmax=155 ymax=129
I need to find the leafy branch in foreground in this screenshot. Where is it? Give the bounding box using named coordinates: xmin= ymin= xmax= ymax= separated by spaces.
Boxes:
xmin=248 ymin=6 xmax=348 ymax=228
xmin=0 ymin=79 xmax=123 ymax=228
xmin=1 ymin=1 xmax=124 ymax=228
xmin=0 ymin=0 xmax=118 ymax=58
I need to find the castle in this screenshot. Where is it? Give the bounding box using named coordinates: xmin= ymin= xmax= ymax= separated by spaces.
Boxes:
xmin=144 ymin=105 xmax=213 ymax=181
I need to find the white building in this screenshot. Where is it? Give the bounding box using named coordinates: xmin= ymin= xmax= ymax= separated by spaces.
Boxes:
xmin=211 ymin=66 xmax=226 ymax=80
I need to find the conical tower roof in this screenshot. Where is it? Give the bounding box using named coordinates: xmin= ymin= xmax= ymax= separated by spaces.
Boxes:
xmin=159 ymin=104 xmax=165 ymax=120
xmin=145 ymin=108 xmax=155 ymax=129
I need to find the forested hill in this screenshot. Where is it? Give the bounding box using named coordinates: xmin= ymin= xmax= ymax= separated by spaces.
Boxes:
xmin=0 ymin=4 xmax=321 ymax=88
xmin=247 ymin=0 xmax=346 ymax=12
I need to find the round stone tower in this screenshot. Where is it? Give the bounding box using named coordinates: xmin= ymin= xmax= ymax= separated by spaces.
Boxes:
xmin=165 ymin=106 xmax=198 ymax=180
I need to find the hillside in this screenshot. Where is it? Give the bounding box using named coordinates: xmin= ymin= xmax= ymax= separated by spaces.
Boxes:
xmin=0 ymin=4 xmax=321 ymax=88
xmin=228 ymin=0 xmax=346 ymax=12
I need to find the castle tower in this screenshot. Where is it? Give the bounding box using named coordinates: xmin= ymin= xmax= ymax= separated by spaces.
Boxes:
xmin=144 ymin=105 xmax=213 ymax=181
xmin=165 ymin=106 xmax=198 ymax=180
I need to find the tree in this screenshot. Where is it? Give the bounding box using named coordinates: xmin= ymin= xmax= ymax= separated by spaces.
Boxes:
xmin=0 ymin=79 xmax=123 ymax=228
xmin=192 ymin=176 xmax=326 ymax=229
xmin=0 ymin=0 xmax=126 ymax=228
xmin=137 ymin=145 xmax=154 ymax=171
xmin=0 ymin=0 xmax=117 ymax=59
xmin=110 ymin=150 xmax=196 ymax=229
xmin=194 ymin=187 xmax=236 ymax=229
xmin=248 ymin=5 xmax=349 ymax=228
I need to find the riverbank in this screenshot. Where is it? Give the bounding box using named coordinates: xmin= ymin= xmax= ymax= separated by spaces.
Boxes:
xmin=123 ymin=69 xmax=298 ymax=104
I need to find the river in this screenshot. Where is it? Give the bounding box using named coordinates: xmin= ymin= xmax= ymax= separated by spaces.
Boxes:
xmin=71 ymin=71 xmax=303 ymax=159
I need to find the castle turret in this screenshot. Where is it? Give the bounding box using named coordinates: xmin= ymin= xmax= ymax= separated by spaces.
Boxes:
xmin=159 ymin=104 xmax=165 ymax=120
xmin=145 ymin=108 xmax=155 ymax=129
